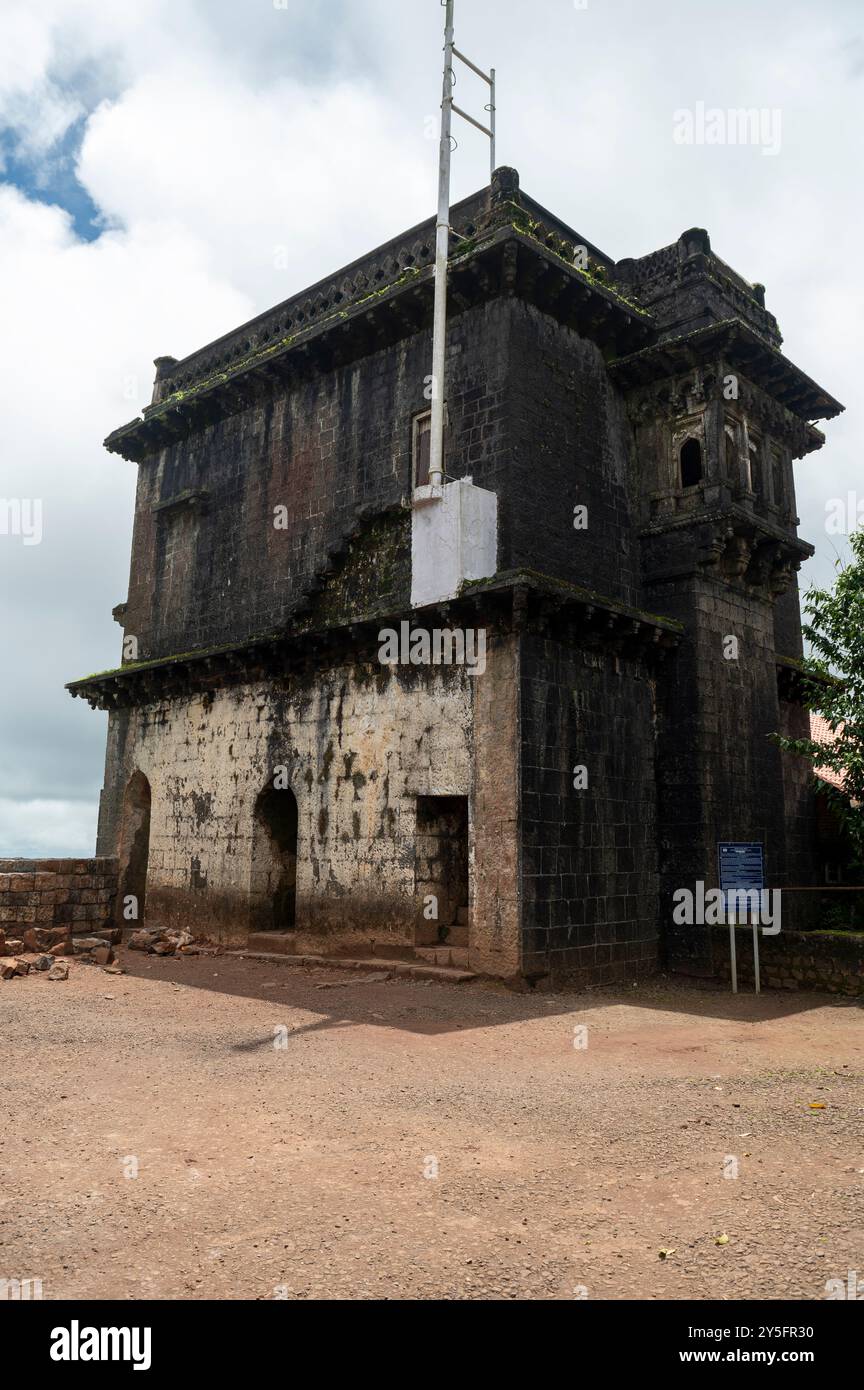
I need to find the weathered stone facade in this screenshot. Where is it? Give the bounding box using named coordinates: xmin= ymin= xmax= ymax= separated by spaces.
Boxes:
xmin=68 ymin=169 xmax=843 ymax=987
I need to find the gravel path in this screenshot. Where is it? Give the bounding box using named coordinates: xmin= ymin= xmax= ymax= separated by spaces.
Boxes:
xmin=2 ymin=952 xmax=862 ymax=1300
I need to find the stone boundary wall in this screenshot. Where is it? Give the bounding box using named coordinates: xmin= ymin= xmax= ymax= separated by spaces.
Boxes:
xmin=0 ymin=858 xmax=118 ymax=940
xmin=711 ymin=925 xmax=864 ymax=996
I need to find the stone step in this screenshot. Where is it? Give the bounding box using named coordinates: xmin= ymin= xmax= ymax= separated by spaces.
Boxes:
xmin=247 ymin=932 xmax=299 ymax=956
xmin=226 ymin=949 xmax=475 ymax=984
xmin=413 ymin=945 xmax=470 ymax=969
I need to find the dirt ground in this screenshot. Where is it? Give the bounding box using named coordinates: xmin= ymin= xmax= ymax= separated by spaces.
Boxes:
xmin=2 ymin=951 xmax=862 ymax=1301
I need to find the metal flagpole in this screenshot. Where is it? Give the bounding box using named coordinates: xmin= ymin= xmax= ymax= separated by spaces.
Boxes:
xmin=429 ymin=0 xmax=455 ymax=490
xmin=428 ymin=0 xmax=496 ymax=491
xmin=489 ymin=68 xmax=496 ymax=176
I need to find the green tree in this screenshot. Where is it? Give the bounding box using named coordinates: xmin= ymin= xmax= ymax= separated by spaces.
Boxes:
xmin=776 ymin=529 xmax=864 ymax=867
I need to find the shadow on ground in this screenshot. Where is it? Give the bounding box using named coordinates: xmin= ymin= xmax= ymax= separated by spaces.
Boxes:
xmin=116 ymin=947 xmax=859 ymax=1039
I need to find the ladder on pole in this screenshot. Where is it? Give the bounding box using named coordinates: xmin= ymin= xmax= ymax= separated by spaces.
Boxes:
xmin=428 ymin=0 xmax=496 ymax=489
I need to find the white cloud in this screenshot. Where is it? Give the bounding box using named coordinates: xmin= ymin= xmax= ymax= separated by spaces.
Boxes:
xmin=77 ymin=65 xmax=432 ymax=311
xmin=0 ymin=799 xmax=97 ymax=857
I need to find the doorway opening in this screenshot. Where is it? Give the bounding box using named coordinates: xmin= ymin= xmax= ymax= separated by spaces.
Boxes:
xmin=118 ymin=771 xmax=151 ymax=928
xmin=251 ymin=784 xmax=299 ymax=931
xmin=415 ymin=795 xmax=470 ymax=951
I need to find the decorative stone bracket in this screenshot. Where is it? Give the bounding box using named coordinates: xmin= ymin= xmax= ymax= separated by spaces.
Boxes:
xmin=697 ymin=522 xmax=808 ymax=596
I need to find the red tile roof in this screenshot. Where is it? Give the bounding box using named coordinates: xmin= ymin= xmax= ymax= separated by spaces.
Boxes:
xmin=810 ymin=714 xmax=846 ymax=792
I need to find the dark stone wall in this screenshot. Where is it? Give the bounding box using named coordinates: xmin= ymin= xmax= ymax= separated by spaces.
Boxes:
xmin=121 ymin=300 xmax=512 ymax=664
xmin=504 ymin=302 xmax=642 ymax=605
xmin=119 ymin=295 xmax=648 ymax=669
xmin=649 ymin=575 xmax=794 ymax=975
xmin=519 ymin=632 xmax=659 ymax=986
xmin=777 ymin=696 xmax=819 ymax=889
xmin=96 ymin=706 xmax=135 ymax=858
xmin=773 ymin=581 xmax=805 ymax=659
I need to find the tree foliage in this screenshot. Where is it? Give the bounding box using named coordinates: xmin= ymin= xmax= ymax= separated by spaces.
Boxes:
xmin=775 ymin=530 xmax=864 ymax=866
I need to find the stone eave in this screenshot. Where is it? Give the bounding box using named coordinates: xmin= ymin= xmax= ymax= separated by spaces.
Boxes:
xmin=776 ymin=654 xmax=839 ymax=704
xmin=459 ymin=568 xmax=683 ymax=639
xmin=66 ymin=570 xmax=682 ymax=711
xmin=640 ymin=504 xmax=815 ymax=561
xmin=103 ymin=227 xmax=655 ymax=464
xmin=610 ymin=319 xmax=844 ymax=422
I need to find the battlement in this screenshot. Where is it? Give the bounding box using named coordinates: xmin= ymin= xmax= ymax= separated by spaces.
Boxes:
xmin=145 ymin=170 xmax=616 ymax=409
xmin=613 ymin=227 xmax=782 ymax=348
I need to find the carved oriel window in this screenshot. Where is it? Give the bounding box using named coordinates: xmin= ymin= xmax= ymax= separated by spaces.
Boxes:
xmin=747 ymin=433 xmax=763 ymax=497
xmin=724 ymin=421 xmax=739 ymax=478
xmin=679 ymin=437 xmax=703 ymax=489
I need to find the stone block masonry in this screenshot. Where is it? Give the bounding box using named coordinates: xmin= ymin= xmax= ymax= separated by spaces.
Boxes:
xmin=519 ymin=633 xmax=660 ymax=985
xmin=711 ymin=925 xmax=864 ymax=996
xmin=0 ymin=858 xmax=118 ymax=939
xmin=97 ymin=654 xmax=478 ymax=956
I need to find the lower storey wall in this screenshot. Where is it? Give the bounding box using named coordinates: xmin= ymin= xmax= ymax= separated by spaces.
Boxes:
xmin=519 ymin=636 xmax=660 ymax=986
xmin=98 ymin=658 xmax=477 ymax=958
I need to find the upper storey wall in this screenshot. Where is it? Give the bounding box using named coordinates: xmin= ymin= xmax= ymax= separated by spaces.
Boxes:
xmin=103 ymin=169 xmax=841 ymax=671
xmin=121 ymin=299 xmax=512 ymax=663
xmin=120 ymin=291 xmax=648 ymax=665
xmin=503 ymin=300 xmax=643 ymax=607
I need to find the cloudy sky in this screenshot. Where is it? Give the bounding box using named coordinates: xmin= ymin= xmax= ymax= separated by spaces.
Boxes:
xmin=0 ymin=0 xmax=861 ymax=855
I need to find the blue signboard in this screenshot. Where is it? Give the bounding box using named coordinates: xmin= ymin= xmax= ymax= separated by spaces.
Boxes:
xmin=718 ymin=841 xmax=764 ymax=913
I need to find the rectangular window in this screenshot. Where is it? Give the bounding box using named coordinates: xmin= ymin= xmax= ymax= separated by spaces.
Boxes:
xmin=412 ymin=410 xmax=432 ymax=489
xmin=747 ymin=434 xmax=762 ymax=498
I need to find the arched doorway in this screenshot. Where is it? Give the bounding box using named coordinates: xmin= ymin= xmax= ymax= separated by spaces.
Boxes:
xmin=117 ymin=771 xmax=151 ymax=928
xmin=250 ymin=784 xmax=298 ymax=931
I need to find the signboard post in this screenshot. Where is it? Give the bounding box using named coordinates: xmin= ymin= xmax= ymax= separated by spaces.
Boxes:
xmin=718 ymin=843 xmax=765 ymax=994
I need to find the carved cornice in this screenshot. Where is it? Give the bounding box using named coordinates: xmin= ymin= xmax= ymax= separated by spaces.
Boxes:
xmin=66 ymin=568 xmax=682 ymax=711
xmin=104 ymin=172 xmax=654 ymax=464
xmin=610 ymin=320 xmax=843 ymax=424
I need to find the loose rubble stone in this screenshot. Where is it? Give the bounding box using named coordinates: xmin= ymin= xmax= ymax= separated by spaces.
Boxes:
xmin=13 ymin=958 xmax=31 ymax=976
xmin=33 ymin=954 xmax=55 ymax=972
xmin=22 ymin=927 xmax=58 ymax=953
xmin=0 ymin=960 xmax=17 ymax=980
xmin=128 ymin=930 xmax=159 ymax=951
xmin=46 ymin=961 xmax=69 ymax=981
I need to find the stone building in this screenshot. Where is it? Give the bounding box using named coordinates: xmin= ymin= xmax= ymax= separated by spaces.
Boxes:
xmin=68 ymin=168 xmax=843 ymax=986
